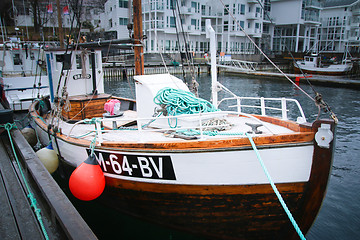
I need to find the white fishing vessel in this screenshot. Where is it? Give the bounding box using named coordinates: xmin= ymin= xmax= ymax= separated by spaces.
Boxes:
xmin=294 ymin=54 xmax=352 ymax=75
xmin=1 ymin=40 xmax=49 ymax=111
xmin=29 ymin=2 xmax=336 ymax=239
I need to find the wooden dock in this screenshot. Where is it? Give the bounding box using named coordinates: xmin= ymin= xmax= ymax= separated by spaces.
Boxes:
xmin=0 ymin=109 xmax=98 ymax=240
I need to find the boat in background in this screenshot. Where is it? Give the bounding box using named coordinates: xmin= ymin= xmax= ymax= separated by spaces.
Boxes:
xmin=1 ymin=40 xmax=50 ymax=111
xmin=294 ymin=54 xmax=352 ymax=75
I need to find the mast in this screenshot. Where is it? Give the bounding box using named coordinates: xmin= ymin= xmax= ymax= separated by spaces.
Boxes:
xmin=56 ymin=0 xmax=64 ymax=48
xmin=133 ymin=0 xmax=144 ymax=75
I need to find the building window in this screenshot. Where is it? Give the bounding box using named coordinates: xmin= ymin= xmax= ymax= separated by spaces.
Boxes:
xmin=119 ymin=0 xmax=128 ymax=8
xmin=13 ymin=53 xmax=22 ymax=65
xmin=240 ymin=20 xmax=244 ymax=29
xmin=119 ymin=18 xmax=128 ymax=26
xmin=224 ymin=21 xmax=228 ymax=31
xmin=109 ymin=19 xmax=113 ymax=28
xmin=191 ymin=18 xmax=197 ymax=29
xmin=76 ymin=55 xmax=82 ymax=69
xmin=240 ymin=4 xmax=245 ymax=15
xmin=191 ymin=1 xmax=197 ymax=11
xmin=169 ymin=0 xmax=175 ymax=10
xmin=166 ymin=40 xmax=171 ymax=51
xmin=224 ymin=4 xmax=229 ymax=15
xmin=170 ymin=17 xmax=176 ymax=28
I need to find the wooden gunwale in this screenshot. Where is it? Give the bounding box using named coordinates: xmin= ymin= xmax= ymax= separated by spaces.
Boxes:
xmin=30 ymin=101 xmax=316 ymax=152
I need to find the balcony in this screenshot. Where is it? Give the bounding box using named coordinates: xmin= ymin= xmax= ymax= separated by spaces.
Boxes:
xmin=348 ymin=36 xmax=360 ymax=42
xmin=201 ymin=10 xmax=222 ymax=18
xmin=246 ymin=12 xmax=261 ymax=20
xmin=352 ymin=9 xmax=360 ymax=16
xmin=304 ymin=0 xmax=323 ymax=10
xmin=303 ymin=14 xmax=321 ymax=25
xmin=246 ymin=28 xmax=262 ymax=37
xmin=180 ymin=6 xmax=192 ymax=15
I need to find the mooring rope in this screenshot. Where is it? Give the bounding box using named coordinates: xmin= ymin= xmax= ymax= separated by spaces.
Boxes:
xmin=172 ymin=127 xmax=307 ymax=240
xmin=0 ymin=123 xmax=49 ymax=240
xmin=245 ymin=132 xmax=306 ymax=240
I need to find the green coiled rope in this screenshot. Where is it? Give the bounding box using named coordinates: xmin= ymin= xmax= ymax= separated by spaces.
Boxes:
xmin=154 ymin=87 xmax=219 ymax=116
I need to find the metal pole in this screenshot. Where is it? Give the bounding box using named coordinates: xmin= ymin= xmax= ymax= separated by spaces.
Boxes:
xmin=206 ymin=19 xmax=217 ymax=107
xmin=91 ymin=49 xmax=97 ymax=95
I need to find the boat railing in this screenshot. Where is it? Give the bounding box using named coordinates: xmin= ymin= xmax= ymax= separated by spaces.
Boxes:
xmin=218 ymin=96 xmax=306 ymax=122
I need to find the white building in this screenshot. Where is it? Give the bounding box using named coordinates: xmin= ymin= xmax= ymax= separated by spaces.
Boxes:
xmin=266 ymin=0 xmax=323 ymax=53
xmin=9 ymin=0 xmax=360 ymax=55
xmin=101 ymin=0 xmax=264 ymax=55
xmin=318 ymin=0 xmax=360 ymax=53
xmin=100 ymin=0 xmax=131 ymax=38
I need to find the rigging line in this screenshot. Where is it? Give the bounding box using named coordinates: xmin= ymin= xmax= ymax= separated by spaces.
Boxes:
xmin=54 ymin=2 xmax=80 ymax=97
xmin=60 ymin=0 xmax=85 ymax=92
xmin=254 ymin=0 xmax=317 ymax=93
xmin=51 ymin=13 xmax=81 ymax=128
xmin=174 ymin=0 xmax=199 ymax=96
xmin=154 ymin=31 xmax=170 ymax=74
xmin=218 ymin=0 xmax=314 ymax=103
xmin=171 ymin=0 xmax=186 ymax=80
xmin=254 ymin=0 xmax=337 ymax=122
xmin=174 ymin=0 xmax=197 ymax=80
xmin=61 ymin=24 xmax=83 ymax=92
xmin=66 ymin=70 xmax=105 ymax=123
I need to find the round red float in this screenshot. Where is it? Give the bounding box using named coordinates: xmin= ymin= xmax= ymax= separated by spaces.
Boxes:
xmin=69 ymin=154 xmax=105 ymax=201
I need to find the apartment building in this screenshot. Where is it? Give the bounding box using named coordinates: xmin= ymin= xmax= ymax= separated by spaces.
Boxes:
xmin=318 ymin=0 xmax=360 ymax=53
xmin=266 ymin=0 xmax=323 ymax=53
xmin=101 ymin=0 xmax=264 ymax=55
xmin=9 ymin=0 xmax=360 ymax=55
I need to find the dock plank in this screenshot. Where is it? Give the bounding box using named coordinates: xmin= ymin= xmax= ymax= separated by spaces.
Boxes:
xmin=11 ymin=129 xmax=98 ymax=240
xmin=0 ymin=138 xmax=45 ymax=240
xmin=0 ymin=167 xmax=21 ymax=240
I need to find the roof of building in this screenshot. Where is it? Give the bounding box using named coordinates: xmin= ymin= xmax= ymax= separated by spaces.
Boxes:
xmin=324 ymin=0 xmax=358 ymax=8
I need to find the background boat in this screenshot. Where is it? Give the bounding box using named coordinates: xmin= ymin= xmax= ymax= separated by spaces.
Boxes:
xmin=294 ymin=54 xmax=352 ymax=75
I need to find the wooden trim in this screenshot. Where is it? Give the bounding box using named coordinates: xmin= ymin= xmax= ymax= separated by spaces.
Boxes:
xmin=30 ymin=102 xmax=315 ymax=152
xmin=106 ymin=178 xmax=307 ymax=195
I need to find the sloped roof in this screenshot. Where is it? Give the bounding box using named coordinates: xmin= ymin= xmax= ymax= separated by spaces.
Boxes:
xmin=324 ymin=0 xmax=358 ymax=8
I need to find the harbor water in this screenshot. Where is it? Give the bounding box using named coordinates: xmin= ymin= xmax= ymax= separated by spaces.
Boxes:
xmin=64 ymin=73 xmax=359 ymax=239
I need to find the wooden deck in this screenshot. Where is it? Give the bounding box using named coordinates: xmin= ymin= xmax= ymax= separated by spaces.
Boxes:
xmin=0 ymin=109 xmax=98 ymax=239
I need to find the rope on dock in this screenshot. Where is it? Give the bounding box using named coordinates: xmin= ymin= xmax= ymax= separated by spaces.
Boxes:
xmin=0 ymin=123 xmax=49 ymax=240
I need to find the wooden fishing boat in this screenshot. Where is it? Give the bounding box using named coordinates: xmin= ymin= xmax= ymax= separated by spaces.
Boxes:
xmin=294 ymin=54 xmax=352 ymax=75
xmin=29 ymin=3 xmax=336 ymax=240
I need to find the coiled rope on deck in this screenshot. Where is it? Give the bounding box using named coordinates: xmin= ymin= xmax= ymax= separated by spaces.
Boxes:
xmin=1 ymin=123 xmax=49 ymax=240
xmin=153 ymin=87 xmax=219 ymax=116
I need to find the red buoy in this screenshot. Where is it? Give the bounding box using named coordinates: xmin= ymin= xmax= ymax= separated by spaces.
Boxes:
xmin=69 ymin=154 xmax=105 ymax=201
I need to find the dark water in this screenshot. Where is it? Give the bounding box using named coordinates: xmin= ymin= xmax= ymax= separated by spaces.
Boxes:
xmin=67 ymin=73 xmax=360 ymax=239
